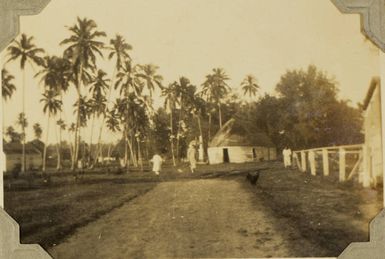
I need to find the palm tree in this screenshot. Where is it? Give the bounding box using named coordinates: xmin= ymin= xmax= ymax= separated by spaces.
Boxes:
xmin=61 ymin=17 xmax=106 ymax=170
xmin=115 ymin=60 xmax=143 ymax=168
xmin=89 ymin=69 xmax=109 ymax=163
xmin=56 ymin=119 xmax=67 ymax=169
xmin=108 ymin=34 xmax=132 ymax=81
xmin=191 ymin=95 xmax=207 ymax=161
xmin=162 ymin=84 xmax=178 ymax=165
xmin=1 ymin=69 xmax=16 ymax=136
xmin=115 ymin=60 xmax=142 ymax=96
xmin=137 ymin=64 xmax=163 ymax=98
xmin=36 ymin=55 xmax=71 ymax=170
xmin=16 ymin=112 xmax=28 ymax=148
xmin=241 ymin=75 xmax=260 ymax=98
xmin=171 ymin=77 xmax=195 ymax=160
xmin=92 ymin=35 xmax=132 ymax=163
xmin=105 ymin=109 xmax=121 ymax=160
xmin=7 ymin=33 xmax=44 ymax=172
xmin=1 ymin=69 xmax=16 ymax=100
xmin=202 ymin=68 xmax=230 ymax=129
xmin=33 ymin=123 xmax=43 ymax=140
xmin=40 ymin=89 xmax=62 ymax=173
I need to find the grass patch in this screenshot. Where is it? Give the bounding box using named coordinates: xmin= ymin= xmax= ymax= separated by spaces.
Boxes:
xmin=4 ymin=180 xmax=156 ymax=249
xmin=251 ymin=168 xmax=383 ymax=257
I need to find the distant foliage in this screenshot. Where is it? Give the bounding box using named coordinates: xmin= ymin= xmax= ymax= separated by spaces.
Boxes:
xmin=250 ymin=65 xmax=363 ymax=150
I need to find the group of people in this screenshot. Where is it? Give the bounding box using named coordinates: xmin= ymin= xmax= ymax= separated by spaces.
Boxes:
xmin=151 ymin=143 xmax=293 ymax=175
xmin=150 ymin=141 xmax=198 ymax=175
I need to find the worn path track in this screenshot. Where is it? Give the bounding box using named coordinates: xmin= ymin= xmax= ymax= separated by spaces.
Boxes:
xmin=49 ymin=179 xmax=322 ymax=258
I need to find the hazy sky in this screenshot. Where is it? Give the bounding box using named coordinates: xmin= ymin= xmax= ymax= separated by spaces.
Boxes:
xmin=1 ymin=0 xmax=380 ymax=144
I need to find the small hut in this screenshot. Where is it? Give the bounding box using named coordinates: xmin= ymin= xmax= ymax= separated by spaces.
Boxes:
xmin=3 ymin=142 xmax=42 ymax=173
xmin=362 ymin=77 xmax=383 ymax=186
xmin=208 ymin=119 xmax=276 ymax=164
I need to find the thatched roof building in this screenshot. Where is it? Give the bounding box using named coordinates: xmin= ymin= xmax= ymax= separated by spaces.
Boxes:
xmin=208 ymin=119 xmax=276 ymax=164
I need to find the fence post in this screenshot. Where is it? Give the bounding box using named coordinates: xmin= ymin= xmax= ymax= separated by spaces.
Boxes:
xmin=339 ymin=147 xmax=346 ymax=182
xmin=309 ymin=150 xmax=316 ymax=176
xmin=301 ymin=151 xmax=306 ymax=172
xmin=322 ymin=148 xmax=329 ymax=176
xmin=362 ymin=145 xmax=370 ymax=188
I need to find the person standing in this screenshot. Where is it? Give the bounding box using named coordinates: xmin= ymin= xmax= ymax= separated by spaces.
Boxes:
xmin=282 ymin=147 xmax=292 ymax=168
xmin=150 ymin=153 xmax=164 ymax=175
xmin=187 ymin=141 xmax=197 ymax=173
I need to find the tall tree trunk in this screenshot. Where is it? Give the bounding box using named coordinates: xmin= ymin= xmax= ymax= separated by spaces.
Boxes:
xmin=218 ymin=103 xmax=223 ymax=128
xmin=176 ymin=98 xmax=183 ymax=160
xmin=42 ymin=114 xmax=50 ymax=173
xmin=129 ymin=134 xmax=137 ymax=166
xmin=21 ymin=69 xmax=26 ymax=173
xmin=88 ymin=114 xmax=95 ymax=167
xmin=54 ymin=119 xmax=61 ymax=171
xmin=95 ymin=115 xmax=104 ymax=166
xmin=71 ymin=63 xmax=84 ymax=171
xmin=56 ymin=93 xmax=63 ymax=171
xmin=197 ymin=115 xmax=204 ymax=162
xmin=94 ymin=67 xmax=117 ymax=166
xmin=208 ymin=113 xmax=212 ymax=142
xmin=124 ymin=129 xmax=128 ymax=170
xmin=137 ymin=138 xmax=143 ymax=171
xmin=170 ymin=110 xmax=176 ymax=166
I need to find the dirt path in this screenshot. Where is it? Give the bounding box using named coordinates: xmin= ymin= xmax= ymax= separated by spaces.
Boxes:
xmin=49 ymin=179 xmax=321 ymax=258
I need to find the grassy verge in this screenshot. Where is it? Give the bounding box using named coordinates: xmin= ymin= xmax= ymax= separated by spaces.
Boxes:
xmin=4 ymin=181 xmax=156 ymax=249
xmin=252 ymin=168 xmax=383 ymax=257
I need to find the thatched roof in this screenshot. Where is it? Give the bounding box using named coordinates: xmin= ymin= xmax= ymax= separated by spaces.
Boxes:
xmin=3 ymin=142 xmax=42 ymax=155
xmin=209 ymin=118 xmax=274 ymax=148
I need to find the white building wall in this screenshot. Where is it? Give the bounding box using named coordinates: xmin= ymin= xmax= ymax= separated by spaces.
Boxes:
xmin=207 ymin=147 xmax=224 ymax=164
xmin=364 ymin=83 xmax=383 ymax=186
xmin=208 ymin=146 xmax=277 ymax=164
xmin=228 ymin=146 xmax=254 ymax=163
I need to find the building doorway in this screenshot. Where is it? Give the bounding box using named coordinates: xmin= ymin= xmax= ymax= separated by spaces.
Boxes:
xmin=223 ymin=148 xmax=230 ymax=163
xmin=252 ymin=148 xmax=257 ymax=160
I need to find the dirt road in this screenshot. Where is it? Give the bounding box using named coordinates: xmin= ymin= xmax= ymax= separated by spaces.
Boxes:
xmin=49 ymin=178 xmax=324 ymax=258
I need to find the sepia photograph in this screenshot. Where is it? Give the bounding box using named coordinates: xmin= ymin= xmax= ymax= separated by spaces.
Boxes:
xmin=1 ymin=0 xmax=384 ymax=258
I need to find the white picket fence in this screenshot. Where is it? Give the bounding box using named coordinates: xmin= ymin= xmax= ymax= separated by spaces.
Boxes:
xmin=293 ymin=144 xmax=371 ymax=187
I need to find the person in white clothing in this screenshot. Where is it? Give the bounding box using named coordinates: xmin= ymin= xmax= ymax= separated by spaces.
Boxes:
xmin=282 ymin=147 xmax=292 ymax=168
xmin=150 ymin=154 xmax=164 ymax=175
xmin=187 ymin=141 xmax=197 ymax=173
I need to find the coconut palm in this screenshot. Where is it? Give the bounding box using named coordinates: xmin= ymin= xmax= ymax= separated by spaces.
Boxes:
xmin=171 ymin=77 xmax=196 ymax=159
xmin=191 ymin=95 xmax=207 ymax=161
xmin=137 ymin=64 xmax=163 ymax=97
xmin=89 ymin=69 xmax=109 ymax=163
xmin=108 ymin=34 xmax=132 ymax=75
xmin=33 ymin=123 xmax=43 ymax=140
xmin=56 ymin=119 xmax=67 ymax=169
xmin=92 ymin=35 xmax=132 ymax=163
xmin=115 ymin=60 xmax=142 ymax=96
xmin=241 ymin=74 xmax=260 ymax=98
xmin=61 ymin=17 xmax=106 ymax=170
xmin=1 ymin=69 xmax=16 ymax=100
xmin=40 ymin=89 xmax=62 ymax=173
xmin=202 ymin=68 xmax=230 ymax=128
xmin=105 ymin=109 xmax=121 ymax=160
xmin=162 ymin=83 xmax=179 ymax=165
xmin=106 ymin=109 xmax=121 ymax=133
xmin=36 ymin=56 xmax=72 ymax=170
xmin=16 ymin=113 xmax=28 ymax=148
xmin=115 ymin=60 xmax=143 ymax=168
xmin=7 ymin=33 xmax=44 ymax=172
